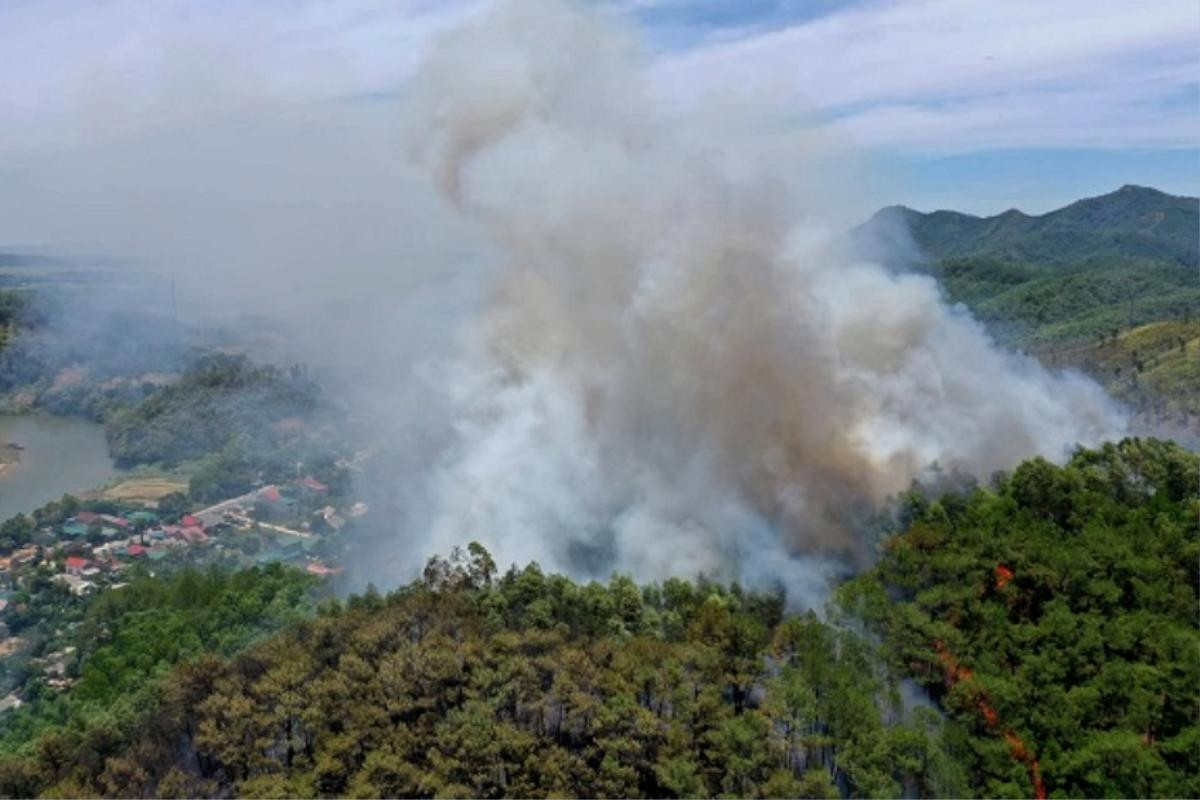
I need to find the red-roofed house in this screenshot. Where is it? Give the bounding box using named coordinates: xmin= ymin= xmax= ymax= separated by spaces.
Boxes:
xmin=126 ymin=544 xmax=147 ymax=558
xmin=100 ymin=514 xmax=131 ymax=529
xmin=299 ymin=476 xmax=328 ymax=494
xmin=180 ymin=527 xmax=208 ymax=544
xmin=253 ymin=485 xmax=295 ymax=521
xmin=74 ymin=511 xmax=100 ymax=525
xmin=181 ymin=514 xmax=202 ymax=529
xmin=64 ymin=556 xmax=89 ymax=575
xmin=306 ymin=562 xmax=344 ymax=577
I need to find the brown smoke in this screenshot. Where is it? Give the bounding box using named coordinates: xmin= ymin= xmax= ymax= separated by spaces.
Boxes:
xmin=400 ymin=0 xmax=1125 ymax=603
xmin=0 ymin=0 xmax=1128 ymax=606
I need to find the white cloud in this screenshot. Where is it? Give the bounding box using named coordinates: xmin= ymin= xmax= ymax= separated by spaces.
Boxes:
xmin=651 ymin=0 xmax=1199 ymax=152
xmin=0 ymin=0 xmax=1195 ymax=158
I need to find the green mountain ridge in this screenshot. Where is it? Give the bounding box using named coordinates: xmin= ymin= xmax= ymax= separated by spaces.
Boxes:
xmin=870 ymin=185 xmax=1198 ymax=268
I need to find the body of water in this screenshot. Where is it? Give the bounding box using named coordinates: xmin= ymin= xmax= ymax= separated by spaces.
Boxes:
xmin=0 ymin=415 xmax=117 ymax=521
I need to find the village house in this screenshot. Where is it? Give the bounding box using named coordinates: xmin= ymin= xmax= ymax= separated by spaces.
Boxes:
xmin=55 ymin=573 xmax=94 ymax=596
xmin=314 ymin=505 xmax=345 ymax=530
xmin=100 ymin=514 xmax=130 ymax=528
xmin=179 ymin=520 xmax=208 ymax=544
xmin=254 ymin=485 xmax=296 ymax=519
xmin=92 ymin=536 xmax=139 ymax=558
xmin=127 ymin=510 xmax=158 ymax=527
xmin=40 ymin=647 xmax=77 ymax=689
xmin=299 ymin=476 xmax=329 ymax=496
xmin=10 ymin=547 xmax=37 ymax=569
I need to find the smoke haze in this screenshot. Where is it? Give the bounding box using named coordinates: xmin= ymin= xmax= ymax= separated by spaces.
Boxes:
xmin=386 ymin=0 xmax=1126 ymax=602
xmin=0 ymin=0 xmax=1127 ymax=605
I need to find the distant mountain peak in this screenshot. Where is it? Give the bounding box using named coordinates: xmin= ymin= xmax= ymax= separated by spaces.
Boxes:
xmin=1116 ymin=183 xmax=1162 ymax=194
xmin=857 ymin=185 xmax=1198 ymax=268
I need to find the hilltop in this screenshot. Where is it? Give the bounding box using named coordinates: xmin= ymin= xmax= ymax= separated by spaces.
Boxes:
xmin=0 ymin=440 xmax=1195 ymax=799
xmin=869 ymin=185 xmax=1198 ymax=268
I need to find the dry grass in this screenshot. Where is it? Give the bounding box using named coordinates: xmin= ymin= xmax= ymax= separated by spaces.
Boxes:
xmin=103 ymin=478 xmax=188 ymax=502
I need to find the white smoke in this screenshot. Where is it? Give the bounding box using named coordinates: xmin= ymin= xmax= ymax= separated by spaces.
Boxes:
xmin=391 ymin=0 xmax=1126 ymax=604
xmin=0 ymin=0 xmax=1128 ymax=608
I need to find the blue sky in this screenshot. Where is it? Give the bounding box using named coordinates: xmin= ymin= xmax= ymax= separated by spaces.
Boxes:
xmin=618 ymin=0 xmax=857 ymax=48
xmin=878 ymin=148 xmax=1199 ymax=215
xmin=638 ymin=0 xmax=1199 ymax=212
xmin=1 ymin=0 xmax=1196 ymax=216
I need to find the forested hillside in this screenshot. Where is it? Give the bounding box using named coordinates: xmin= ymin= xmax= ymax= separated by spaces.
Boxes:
xmin=859 ymin=186 xmax=1200 ymax=430
xmin=0 ymin=288 xmax=189 ymax=421
xmin=104 ymin=353 xmax=317 ymax=465
xmin=0 ymin=545 xmax=964 ymax=799
xmin=0 ymin=565 xmax=317 ymax=764
xmin=0 ymin=285 xmax=349 ymax=500
xmin=0 ymin=440 xmax=1193 ymax=799
xmin=843 ymin=438 xmax=1199 ymax=798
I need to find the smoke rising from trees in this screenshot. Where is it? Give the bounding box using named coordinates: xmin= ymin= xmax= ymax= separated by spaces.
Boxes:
xmin=0 ymin=0 xmax=1126 ymax=606
xmin=389 ymin=0 xmax=1125 ymax=603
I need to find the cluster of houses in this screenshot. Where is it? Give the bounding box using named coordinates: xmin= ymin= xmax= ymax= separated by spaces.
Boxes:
xmin=42 ymin=509 xmax=217 ymax=596
xmin=0 ymin=476 xmax=362 ymax=705
xmin=0 ymin=479 xmax=355 ymax=603
xmin=0 ymin=547 xmax=38 ymax=577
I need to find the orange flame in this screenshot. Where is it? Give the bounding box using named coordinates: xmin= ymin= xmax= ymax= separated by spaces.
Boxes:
xmin=933 ymin=640 xmax=1045 ymax=799
xmin=995 ymin=564 xmax=1014 ymax=589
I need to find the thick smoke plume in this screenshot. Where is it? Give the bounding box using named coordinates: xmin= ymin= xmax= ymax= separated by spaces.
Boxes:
xmin=0 ymin=0 xmax=1128 ymax=607
xmin=388 ymin=0 xmax=1125 ymax=602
